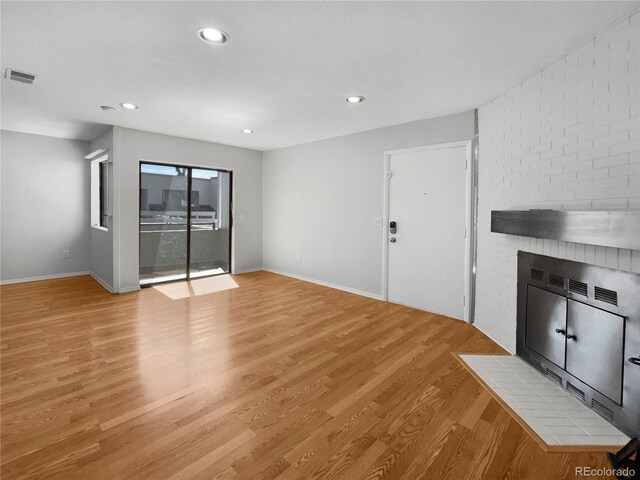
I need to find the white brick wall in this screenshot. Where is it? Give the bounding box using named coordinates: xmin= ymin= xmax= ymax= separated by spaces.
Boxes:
xmin=476 ymin=10 xmax=640 ymax=353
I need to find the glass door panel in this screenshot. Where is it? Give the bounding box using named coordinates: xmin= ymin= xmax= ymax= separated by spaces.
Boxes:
xmin=139 ymin=163 xmax=189 ymax=285
xmin=189 ymin=169 xmax=231 ymax=278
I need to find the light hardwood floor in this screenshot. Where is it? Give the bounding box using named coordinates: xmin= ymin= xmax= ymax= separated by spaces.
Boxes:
xmin=1 ymin=272 xmax=612 ymax=479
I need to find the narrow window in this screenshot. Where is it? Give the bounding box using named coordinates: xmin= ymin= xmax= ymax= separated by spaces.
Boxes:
xmin=91 ymin=155 xmax=109 ymax=230
xmin=99 ymin=161 xmax=108 ymax=227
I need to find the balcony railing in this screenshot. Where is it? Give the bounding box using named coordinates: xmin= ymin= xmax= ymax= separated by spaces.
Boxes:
xmin=140 ymin=210 xmax=218 ymax=231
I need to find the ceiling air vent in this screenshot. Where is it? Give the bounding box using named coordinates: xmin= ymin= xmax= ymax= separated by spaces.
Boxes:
xmin=594 ymin=286 xmax=618 ymax=306
xmin=4 ymin=68 xmax=36 ymax=85
xmin=548 ymin=273 xmax=565 ymax=289
xmin=530 ymin=268 xmax=544 ymax=282
xmin=568 ymin=279 xmax=588 ymax=297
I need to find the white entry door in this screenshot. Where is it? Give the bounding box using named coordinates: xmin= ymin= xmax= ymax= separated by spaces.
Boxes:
xmin=387 ymin=145 xmax=468 ymax=320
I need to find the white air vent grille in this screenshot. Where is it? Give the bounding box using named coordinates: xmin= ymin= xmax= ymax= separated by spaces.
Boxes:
xmin=4 ymin=68 xmax=36 ymax=84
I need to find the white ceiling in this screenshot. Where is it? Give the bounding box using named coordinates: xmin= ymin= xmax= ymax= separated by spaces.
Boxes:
xmin=1 ymin=1 xmax=637 ymax=151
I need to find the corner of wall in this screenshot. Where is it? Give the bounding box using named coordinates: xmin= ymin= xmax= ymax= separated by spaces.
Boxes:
xmin=112 ymin=126 xmax=122 ymax=293
xmin=88 ymin=126 xmax=116 ymax=293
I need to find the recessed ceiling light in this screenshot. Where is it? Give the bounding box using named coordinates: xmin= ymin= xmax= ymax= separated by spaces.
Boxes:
xmin=346 ymin=96 xmax=365 ymax=103
xmin=119 ymin=102 xmax=138 ymax=110
xmin=198 ymin=27 xmax=229 ymax=44
xmin=241 ymin=129 xmax=253 ymax=134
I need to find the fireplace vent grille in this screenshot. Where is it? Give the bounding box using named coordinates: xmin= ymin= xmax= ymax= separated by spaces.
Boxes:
xmin=545 ymin=368 xmax=562 ymax=385
xmin=592 ymin=399 xmax=614 ymax=421
xmin=548 ymin=273 xmax=565 ymax=289
xmin=530 ymin=268 xmax=544 ymax=282
xmin=568 ymin=279 xmax=588 ymax=297
xmin=566 ymin=382 xmax=585 ymax=401
xmin=594 ymin=286 xmax=618 ymax=306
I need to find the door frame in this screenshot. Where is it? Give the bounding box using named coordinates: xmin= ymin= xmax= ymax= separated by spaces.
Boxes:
xmin=382 ymin=140 xmax=473 ymax=322
xmin=138 ymin=160 xmax=234 ymax=286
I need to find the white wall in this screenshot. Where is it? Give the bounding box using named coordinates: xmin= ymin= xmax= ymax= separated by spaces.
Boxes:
xmin=262 ymin=111 xmax=475 ymax=297
xmin=89 ymin=127 xmax=115 ymax=291
xmin=476 ymin=10 xmax=640 ymax=353
xmin=1 ymin=130 xmax=90 ymax=283
xmin=114 ymin=127 xmax=263 ymax=292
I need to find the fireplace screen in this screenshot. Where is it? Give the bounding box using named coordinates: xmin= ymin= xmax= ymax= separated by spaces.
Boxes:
xmin=517 ymin=251 xmax=640 ymax=438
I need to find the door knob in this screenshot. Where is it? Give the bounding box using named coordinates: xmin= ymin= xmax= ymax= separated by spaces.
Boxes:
xmin=389 ymin=237 xmax=397 ymax=243
xmin=555 ymin=328 xmax=565 ymax=335
xmin=566 ymin=333 xmax=577 ymax=340
xmin=629 ymin=357 xmax=640 ymax=366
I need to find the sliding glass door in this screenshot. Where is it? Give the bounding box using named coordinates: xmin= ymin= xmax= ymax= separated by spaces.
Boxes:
xmin=139 ymin=162 xmax=231 ymax=286
xmin=139 ymin=164 xmax=188 ymax=285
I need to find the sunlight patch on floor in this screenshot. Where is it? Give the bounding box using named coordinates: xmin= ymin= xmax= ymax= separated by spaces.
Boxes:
xmin=153 ymin=275 xmax=239 ymax=300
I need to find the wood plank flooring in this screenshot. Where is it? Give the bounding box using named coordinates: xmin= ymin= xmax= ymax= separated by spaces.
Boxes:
xmin=0 ymin=272 xmax=614 ymax=479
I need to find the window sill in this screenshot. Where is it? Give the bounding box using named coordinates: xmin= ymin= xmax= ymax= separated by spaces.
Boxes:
xmin=91 ymin=225 xmax=109 ymax=232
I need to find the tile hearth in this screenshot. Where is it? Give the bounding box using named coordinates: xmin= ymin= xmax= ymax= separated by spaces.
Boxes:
xmin=459 ymin=354 xmax=630 ymax=447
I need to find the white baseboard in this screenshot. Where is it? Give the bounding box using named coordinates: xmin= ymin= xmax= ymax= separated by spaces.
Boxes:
xmin=90 ymin=274 xmax=140 ymax=294
xmin=89 ymin=272 xmax=114 ymax=293
xmin=262 ymin=268 xmax=383 ymax=301
xmin=0 ymin=271 xmax=90 ymax=285
xmin=234 ymin=267 xmax=263 ymax=274
xmin=118 ymin=285 xmax=141 ymax=293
